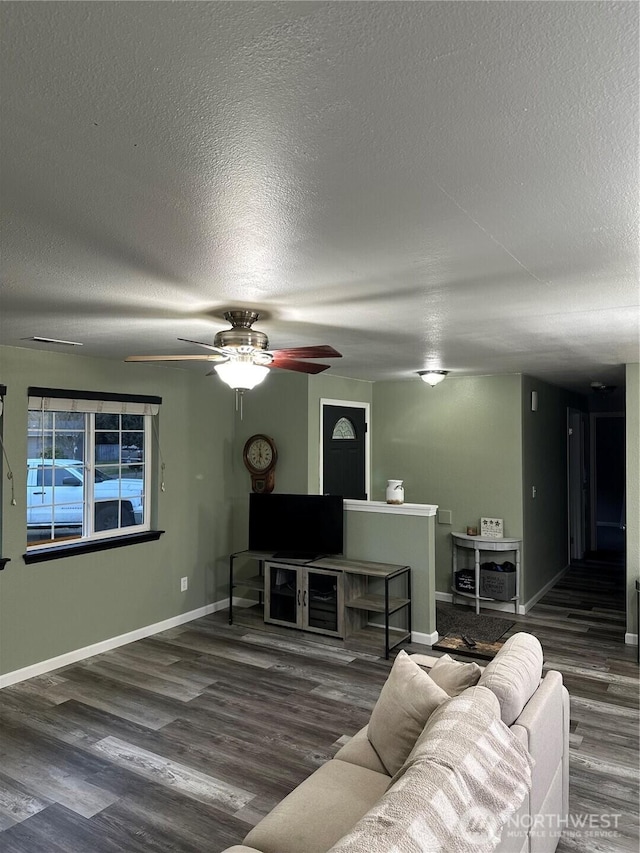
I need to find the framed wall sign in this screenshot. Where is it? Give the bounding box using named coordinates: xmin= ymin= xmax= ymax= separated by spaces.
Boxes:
xmin=480 ymin=517 xmax=504 ymax=538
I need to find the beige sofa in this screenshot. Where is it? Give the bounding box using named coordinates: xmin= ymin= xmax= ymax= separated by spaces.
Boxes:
xmin=221 ymin=633 xmax=569 ymax=853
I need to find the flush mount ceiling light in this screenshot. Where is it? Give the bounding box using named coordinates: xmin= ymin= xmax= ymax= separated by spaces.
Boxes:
xmin=590 ymin=380 xmax=617 ymax=395
xmin=417 ymin=370 xmax=448 ymax=386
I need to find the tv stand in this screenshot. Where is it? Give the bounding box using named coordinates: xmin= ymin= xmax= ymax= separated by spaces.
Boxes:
xmin=228 ymin=550 xmax=411 ymax=659
xmin=272 ymin=551 xmax=323 ymax=561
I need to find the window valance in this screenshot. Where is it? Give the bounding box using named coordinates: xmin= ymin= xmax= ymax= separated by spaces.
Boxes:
xmin=27 ymin=387 xmax=161 ymax=416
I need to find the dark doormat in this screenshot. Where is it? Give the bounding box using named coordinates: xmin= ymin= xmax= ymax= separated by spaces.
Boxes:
xmin=432 ymin=602 xmax=515 ymax=660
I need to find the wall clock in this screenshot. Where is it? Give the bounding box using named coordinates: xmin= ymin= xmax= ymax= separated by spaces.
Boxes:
xmin=243 ymin=434 xmax=278 ymax=493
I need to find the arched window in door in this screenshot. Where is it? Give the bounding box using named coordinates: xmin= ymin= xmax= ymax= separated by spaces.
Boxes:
xmin=332 ymin=417 xmax=356 ymax=440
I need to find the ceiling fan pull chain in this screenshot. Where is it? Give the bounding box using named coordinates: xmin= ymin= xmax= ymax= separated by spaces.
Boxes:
xmin=234 ymin=388 xmax=245 ymax=420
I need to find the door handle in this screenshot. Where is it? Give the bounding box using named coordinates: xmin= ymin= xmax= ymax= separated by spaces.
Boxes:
xmin=297 ymin=590 xmax=301 ymax=606
xmin=303 ymin=590 xmax=307 ymax=606
xmin=33 ymin=491 xmax=45 ymax=495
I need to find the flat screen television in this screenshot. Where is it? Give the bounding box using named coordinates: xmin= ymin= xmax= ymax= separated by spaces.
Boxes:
xmin=248 ymin=493 xmax=344 ymax=559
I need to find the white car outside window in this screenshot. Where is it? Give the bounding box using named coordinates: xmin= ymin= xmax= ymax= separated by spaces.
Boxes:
xmin=27 ymin=459 xmax=144 ymax=531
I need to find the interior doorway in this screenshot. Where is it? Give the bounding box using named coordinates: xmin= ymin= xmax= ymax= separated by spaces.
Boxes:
xmin=590 ymin=412 xmax=626 ymax=555
xmin=565 ymin=395 xmax=629 ymax=644
xmin=320 ymin=400 xmax=369 ymax=500
xmin=567 ymin=408 xmax=587 ymax=561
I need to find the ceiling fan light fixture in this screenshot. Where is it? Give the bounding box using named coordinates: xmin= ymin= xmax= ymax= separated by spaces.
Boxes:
xmin=418 ymin=369 xmax=448 ymax=386
xmin=214 ymin=360 xmax=270 ymax=391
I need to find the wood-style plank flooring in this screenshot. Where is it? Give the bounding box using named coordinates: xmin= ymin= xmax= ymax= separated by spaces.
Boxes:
xmin=0 ymin=558 xmax=637 ymax=852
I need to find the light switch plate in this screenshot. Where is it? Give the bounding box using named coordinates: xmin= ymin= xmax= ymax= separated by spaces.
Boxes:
xmin=438 ymin=509 xmax=452 ymax=525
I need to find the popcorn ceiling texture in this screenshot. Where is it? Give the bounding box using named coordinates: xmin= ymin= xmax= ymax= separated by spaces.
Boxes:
xmin=0 ymin=1 xmax=637 ymax=391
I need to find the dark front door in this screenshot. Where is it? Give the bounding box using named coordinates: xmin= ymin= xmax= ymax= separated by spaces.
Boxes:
xmin=322 ymin=405 xmax=366 ymax=500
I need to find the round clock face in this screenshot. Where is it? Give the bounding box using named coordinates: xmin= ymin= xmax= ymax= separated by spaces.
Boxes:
xmin=246 ymin=436 xmax=274 ymax=471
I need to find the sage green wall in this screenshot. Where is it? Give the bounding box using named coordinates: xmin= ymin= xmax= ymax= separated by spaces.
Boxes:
xmin=344 ymin=511 xmax=436 ymax=637
xmin=227 ymin=372 xmax=374 ymax=588
xmin=626 ymin=363 xmax=640 ymax=638
xmin=371 ymin=375 xmax=524 ymax=596
xmin=0 ymin=345 xmax=234 ymax=676
xmin=307 ymin=374 xmax=373 ymax=494
xmin=521 ymin=376 xmax=585 ymax=602
xmin=229 ymin=371 xmax=309 ymax=552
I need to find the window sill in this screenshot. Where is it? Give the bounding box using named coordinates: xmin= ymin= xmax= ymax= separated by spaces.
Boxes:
xmin=23 ymin=530 xmax=165 ymax=564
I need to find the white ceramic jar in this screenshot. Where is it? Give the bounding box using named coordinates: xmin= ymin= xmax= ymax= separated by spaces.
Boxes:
xmin=386 ymin=479 xmax=405 ymax=504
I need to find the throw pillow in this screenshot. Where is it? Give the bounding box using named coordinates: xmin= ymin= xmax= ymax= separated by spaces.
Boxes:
xmin=478 ymin=632 xmax=543 ymax=725
xmin=428 ymin=653 xmax=482 ymax=696
xmin=367 ymin=650 xmax=449 ymax=776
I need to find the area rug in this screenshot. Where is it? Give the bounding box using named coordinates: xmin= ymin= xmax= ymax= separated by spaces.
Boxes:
xmin=432 ymin=602 xmax=515 ymax=660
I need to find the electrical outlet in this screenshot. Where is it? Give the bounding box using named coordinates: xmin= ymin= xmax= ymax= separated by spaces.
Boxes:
xmin=180 ymin=577 xmax=188 ymax=592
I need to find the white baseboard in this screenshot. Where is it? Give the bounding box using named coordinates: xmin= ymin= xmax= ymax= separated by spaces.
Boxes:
xmin=521 ymin=564 xmax=570 ymax=613
xmin=411 ymin=630 xmax=439 ymax=646
xmin=625 ymin=633 xmax=638 ymax=647
xmin=435 ymin=591 xmax=454 ymax=603
xmin=0 ymin=598 xmax=238 ymax=689
xmin=435 ymin=590 xmax=524 ymax=616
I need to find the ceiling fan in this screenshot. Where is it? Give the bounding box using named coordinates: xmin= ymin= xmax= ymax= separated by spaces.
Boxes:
xmin=125 ymin=309 xmax=342 ymax=394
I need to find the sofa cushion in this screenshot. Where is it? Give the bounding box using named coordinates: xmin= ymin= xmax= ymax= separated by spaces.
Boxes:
xmin=478 ymin=632 xmax=543 ymax=725
xmin=242 ymin=759 xmax=390 ymax=853
xmin=329 ymin=686 xmax=533 ymax=853
xmin=367 ymin=650 xmax=449 ymax=776
xmin=333 ymin=725 xmax=388 ymax=775
xmin=427 ymin=653 xmax=483 ymax=696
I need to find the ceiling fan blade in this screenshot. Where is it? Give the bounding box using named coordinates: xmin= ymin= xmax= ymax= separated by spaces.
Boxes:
xmin=269 ymin=356 xmax=331 ymax=374
xmin=269 ymin=345 xmax=342 ymax=360
xmin=177 ymin=337 xmax=227 ymax=354
xmin=124 ymin=354 xmax=224 ymax=362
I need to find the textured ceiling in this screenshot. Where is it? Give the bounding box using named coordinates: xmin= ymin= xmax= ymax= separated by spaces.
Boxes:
xmin=1 ymin=1 xmax=638 ymax=393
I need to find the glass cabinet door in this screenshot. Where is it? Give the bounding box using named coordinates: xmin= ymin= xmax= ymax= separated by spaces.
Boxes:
xmin=304 ymin=569 xmax=341 ymax=635
xmin=266 ymin=564 xmax=299 ymax=626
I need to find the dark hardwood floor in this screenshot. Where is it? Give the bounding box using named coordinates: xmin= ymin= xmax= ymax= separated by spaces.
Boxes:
xmin=0 ymin=559 xmax=637 ymax=852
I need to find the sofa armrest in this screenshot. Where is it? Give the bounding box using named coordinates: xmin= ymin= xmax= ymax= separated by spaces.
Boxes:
xmin=512 ymin=670 xmax=567 ymax=817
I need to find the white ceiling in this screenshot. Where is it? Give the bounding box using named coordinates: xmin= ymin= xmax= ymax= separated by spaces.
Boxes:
xmin=1 ymin=1 xmax=638 ymax=394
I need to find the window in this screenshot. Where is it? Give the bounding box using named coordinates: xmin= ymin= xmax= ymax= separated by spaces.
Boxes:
xmin=26 ymin=388 xmax=161 ymax=552
xmin=331 ymin=416 xmax=356 ymax=440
